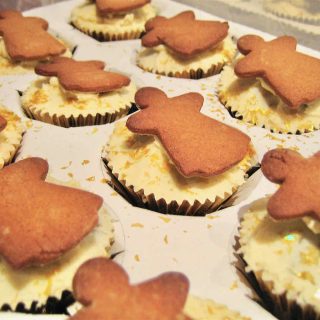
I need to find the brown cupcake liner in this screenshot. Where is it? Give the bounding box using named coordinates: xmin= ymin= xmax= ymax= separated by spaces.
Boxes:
xmin=70 ymin=22 xmax=143 ymax=41
xmin=103 ymin=158 xmax=239 ymax=216
xmin=138 ymin=62 xmax=225 ymax=80
xmin=0 ymin=290 xmax=74 ymax=315
xmin=234 ymin=235 xmax=320 ymax=320
xmin=22 ymin=104 xmax=133 ymax=128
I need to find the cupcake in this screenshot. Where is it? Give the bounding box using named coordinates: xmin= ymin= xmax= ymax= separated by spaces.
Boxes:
xmin=0 ymin=157 xmax=114 ymax=313
xmin=21 ymin=57 xmax=136 ymax=127
xmin=69 ymin=257 xmax=251 ymax=320
xmin=70 ymin=0 xmax=157 ymax=41
xmin=0 ymin=10 xmax=71 ymax=75
xmin=0 ymin=106 xmax=24 ymax=169
xmin=219 ymin=34 xmax=320 ymax=134
xmin=263 ymin=0 xmax=320 ymax=25
xmin=239 ymin=148 xmax=320 ymax=320
xmin=104 ymin=87 xmax=255 ymax=216
xmin=137 ymin=11 xmax=236 ymax=79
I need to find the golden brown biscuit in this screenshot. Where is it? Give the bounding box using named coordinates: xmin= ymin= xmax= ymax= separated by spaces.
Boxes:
xmin=35 ymin=57 xmax=130 ymax=93
xmin=0 ymin=157 xmax=103 ymax=269
xmin=0 ymin=115 xmax=6 ymax=131
xmin=96 ymin=0 xmax=150 ymax=15
xmin=261 ymin=149 xmax=320 ymax=220
xmin=142 ymin=11 xmax=229 ymax=59
xmin=70 ymin=258 xmax=191 ymax=320
xmin=235 ymin=35 xmax=320 ymax=109
xmin=127 ymin=87 xmax=250 ymax=177
xmin=0 ymin=10 xmax=66 ymax=61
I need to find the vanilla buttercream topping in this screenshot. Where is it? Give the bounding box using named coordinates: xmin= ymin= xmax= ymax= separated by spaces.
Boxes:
xmin=137 ymin=36 xmax=236 ymax=75
xmin=70 ymin=3 xmax=156 ymax=35
xmin=106 ymin=121 xmax=254 ymax=204
xmin=184 ymin=296 xmax=251 ymax=320
xmin=21 ymin=77 xmax=136 ymax=118
xmin=0 ymin=204 xmax=114 ymax=308
xmin=0 ymin=107 xmax=24 ymax=169
xmin=219 ymin=64 xmax=320 ymax=133
xmin=239 ymin=198 xmax=320 ymax=313
xmin=0 ymin=37 xmax=71 ymax=75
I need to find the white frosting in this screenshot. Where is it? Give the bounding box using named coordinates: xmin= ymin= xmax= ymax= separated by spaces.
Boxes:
xmin=137 ymin=37 xmax=236 ymax=76
xmin=106 ymin=121 xmax=254 ymax=205
xmin=21 ymin=77 xmax=136 ymax=119
xmin=219 ymin=64 xmax=320 ymax=133
xmin=239 ymin=198 xmax=320 ymax=313
xmin=0 ymin=205 xmax=114 ymax=308
xmin=0 ymin=37 xmax=71 ymax=75
xmin=70 ymin=3 xmax=156 ymax=36
xmin=0 ymin=107 xmax=24 ymax=169
xmin=184 ymin=296 xmax=251 ymax=320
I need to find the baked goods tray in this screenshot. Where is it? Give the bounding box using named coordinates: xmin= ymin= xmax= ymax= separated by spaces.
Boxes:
xmin=0 ymin=0 xmax=319 ymax=319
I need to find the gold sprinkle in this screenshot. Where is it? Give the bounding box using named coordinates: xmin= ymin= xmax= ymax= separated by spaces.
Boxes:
xmin=264 ymin=133 xmax=286 ymax=143
xmin=156 ymin=75 xmax=162 ymax=80
xmin=131 ymin=223 xmax=144 ymax=228
xmin=86 ymin=176 xmax=95 ymax=182
xmin=25 ymin=120 xmax=33 ymax=129
xmin=91 ymin=128 xmax=98 ymax=134
xmin=164 ymin=235 xmax=168 ymax=244
xmin=134 ymin=254 xmax=140 ymax=262
xmin=159 ymin=216 xmax=171 ymax=223
xmin=229 ymin=281 xmax=238 ymax=290
xmin=60 ymin=161 xmax=72 ymax=170
xmin=111 ymin=191 xmax=118 ymax=196
xmin=207 ymin=224 xmax=213 ymax=229
xmin=297 ymin=271 xmax=315 ymax=284
xmin=67 ymin=172 xmax=74 ymax=178
xmin=100 ymin=178 xmax=109 ymax=184
xmin=207 ymin=215 xmax=219 ymax=220
xmin=81 ymin=160 xmax=90 ymax=165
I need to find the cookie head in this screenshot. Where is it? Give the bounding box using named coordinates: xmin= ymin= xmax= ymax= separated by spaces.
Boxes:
xmin=0 ymin=158 xmax=103 ymax=269
xmin=142 ymin=11 xmax=229 ymax=59
xmin=261 ymin=149 xmax=320 ymax=220
xmin=96 ymin=0 xmax=150 ymax=15
xmin=70 ymin=258 xmax=191 ymax=320
xmin=235 ymin=35 xmax=320 ymax=109
xmin=0 ymin=10 xmax=66 ymax=61
xmin=127 ymin=87 xmax=250 ymax=177
xmin=35 ymin=57 xmax=130 ymax=93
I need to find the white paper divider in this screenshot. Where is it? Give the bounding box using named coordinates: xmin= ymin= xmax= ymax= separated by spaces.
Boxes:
xmin=0 ymin=0 xmax=319 ymax=319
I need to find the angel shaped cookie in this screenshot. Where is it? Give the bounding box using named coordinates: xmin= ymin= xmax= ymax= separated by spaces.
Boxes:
xmin=137 ymin=11 xmax=236 ymax=79
xmin=261 ymin=148 xmax=320 ymax=220
xmin=22 ymin=57 xmax=136 ymax=127
xmin=0 ymin=10 xmax=66 ymax=61
xmin=218 ymin=35 xmax=320 ymax=133
xmin=70 ymin=258 xmax=191 ymax=320
xmin=105 ymin=88 xmax=254 ymax=215
xmin=0 ymin=157 xmax=102 ymax=269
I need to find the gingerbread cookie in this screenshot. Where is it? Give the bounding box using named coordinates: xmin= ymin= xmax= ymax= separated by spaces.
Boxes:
xmin=35 ymin=57 xmax=130 ymax=93
xmin=261 ymin=148 xmax=320 ymax=220
xmin=235 ymin=35 xmax=320 ymax=109
xmin=96 ymin=0 xmax=150 ymax=15
xmin=127 ymin=87 xmax=250 ymax=177
xmin=142 ymin=11 xmax=229 ymax=59
xmin=70 ymin=258 xmax=191 ymax=320
xmin=0 ymin=157 xmax=103 ymax=269
xmin=0 ymin=10 xmax=66 ymax=61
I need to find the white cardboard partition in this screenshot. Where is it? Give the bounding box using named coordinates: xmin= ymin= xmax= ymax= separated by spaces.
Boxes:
xmin=0 ymin=1 xmax=319 ymax=319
